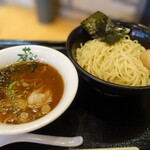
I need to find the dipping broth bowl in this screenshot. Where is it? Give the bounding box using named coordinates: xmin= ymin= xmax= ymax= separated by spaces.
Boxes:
xmin=0 ymin=45 xmax=78 ymax=135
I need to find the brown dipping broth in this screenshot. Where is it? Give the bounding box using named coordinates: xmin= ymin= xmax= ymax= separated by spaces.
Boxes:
xmin=0 ymin=61 xmax=64 ymax=124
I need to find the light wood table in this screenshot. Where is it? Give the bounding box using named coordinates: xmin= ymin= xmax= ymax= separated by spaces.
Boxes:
xmin=0 ymin=5 xmax=78 ymax=41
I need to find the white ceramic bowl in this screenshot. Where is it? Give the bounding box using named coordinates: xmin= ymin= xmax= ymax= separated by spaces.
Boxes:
xmin=0 ymin=45 xmax=78 ymax=135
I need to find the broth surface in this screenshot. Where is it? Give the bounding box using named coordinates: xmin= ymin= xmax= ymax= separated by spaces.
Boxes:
xmin=0 ymin=61 xmax=64 ymax=124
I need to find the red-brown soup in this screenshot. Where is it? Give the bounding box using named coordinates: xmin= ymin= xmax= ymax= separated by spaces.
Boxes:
xmin=0 ymin=61 xmax=64 ymax=124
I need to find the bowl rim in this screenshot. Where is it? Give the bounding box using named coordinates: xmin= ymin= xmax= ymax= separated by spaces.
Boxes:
xmin=0 ymin=45 xmax=79 ymax=135
xmin=66 ymin=23 xmax=150 ymax=91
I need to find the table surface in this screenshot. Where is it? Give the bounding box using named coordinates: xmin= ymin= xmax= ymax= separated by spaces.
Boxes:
xmin=0 ymin=5 xmax=78 ymax=41
xmin=0 ymin=42 xmax=150 ymax=150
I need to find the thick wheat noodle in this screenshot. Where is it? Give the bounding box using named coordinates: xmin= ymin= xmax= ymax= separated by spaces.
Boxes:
xmin=76 ymin=36 xmax=150 ymax=86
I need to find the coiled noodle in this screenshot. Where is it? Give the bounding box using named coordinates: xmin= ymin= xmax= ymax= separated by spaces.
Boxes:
xmin=76 ymin=36 xmax=150 ymax=86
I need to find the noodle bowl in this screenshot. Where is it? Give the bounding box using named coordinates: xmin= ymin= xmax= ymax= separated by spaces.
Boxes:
xmin=66 ymin=21 xmax=150 ymax=96
xmin=76 ymin=35 xmax=150 ymax=86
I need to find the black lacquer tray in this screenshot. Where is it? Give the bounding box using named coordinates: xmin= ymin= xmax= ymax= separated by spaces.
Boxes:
xmin=0 ymin=41 xmax=150 ymax=150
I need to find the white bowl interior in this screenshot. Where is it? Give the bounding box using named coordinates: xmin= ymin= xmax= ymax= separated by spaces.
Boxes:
xmin=0 ymin=45 xmax=78 ymax=135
